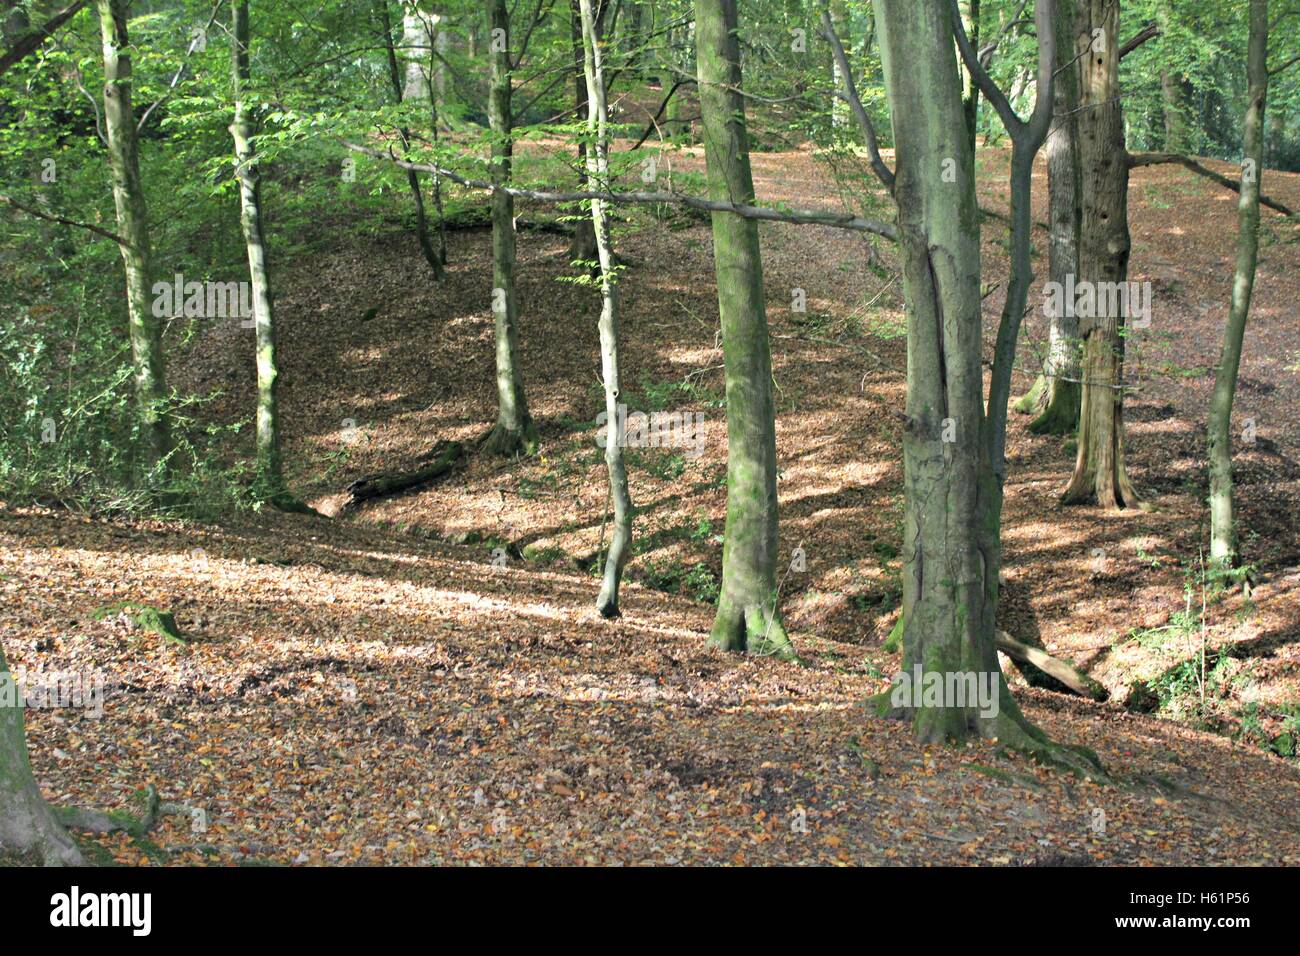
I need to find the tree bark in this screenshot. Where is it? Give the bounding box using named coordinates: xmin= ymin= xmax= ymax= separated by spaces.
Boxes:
xmin=1016 ymin=0 xmax=1081 ymax=434
xmin=0 ymin=642 xmax=82 ymax=864
xmin=695 ymin=0 xmax=793 ymax=658
xmin=481 ymin=0 xmax=538 ymax=456
xmin=1062 ymin=0 xmax=1140 ymax=509
xmin=1207 ymin=0 xmax=1268 ymax=565
xmin=1160 ymin=69 xmax=1193 ymax=153
xmin=580 ymin=0 xmax=634 ymax=617
xmin=961 ymin=0 xmax=981 ymax=156
xmin=378 ymin=0 xmax=444 ymax=281
xmin=567 ymin=0 xmax=599 ymax=267
xmin=876 ymin=0 xmax=994 ymax=741
xmin=875 ymin=1 xmax=1099 ymax=776
xmin=230 ymin=0 xmax=288 ymax=499
xmin=98 ymin=0 xmax=170 ymax=473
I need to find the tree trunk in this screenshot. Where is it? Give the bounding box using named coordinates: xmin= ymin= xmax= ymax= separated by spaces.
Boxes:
xmin=230 ymin=0 xmax=288 ymax=499
xmin=1062 ymin=0 xmax=1139 ymax=509
xmin=961 ymin=0 xmax=981 ymax=155
xmin=1016 ymin=0 xmax=1081 ymax=434
xmin=482 ymin=0 xmax=537 ymax=456
xmin=875 ymin=0 xmax=995 ymax=741
xmin=580 ymin=0 xmax=634 ymax=617
xmin=567 ymin=0 xmax=598 ymax=267
xmin=1160 ymin=69 xmax=1193 ymax=153
xmin=829 ymin=0 xmax=851 ymax=132
xmin=695 ymin=0 xmax=792 ymax=658
xmin=378 ymin=0 xmax=444 ymax=281
xmin=97 ymin=0 xmax=169 ymax=473
xmin=1207 ymin=0 xmax=1268 ymax=565
xmin=0 ymin=642 xmax=82 ymax=864
xmin=874 ymin=1 xmax=1098 ymax=776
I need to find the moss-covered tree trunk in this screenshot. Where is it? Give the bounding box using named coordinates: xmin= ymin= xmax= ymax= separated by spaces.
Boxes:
xmin=694 ymin=0 xmax=792 ymax=657
xmin=1207 ymin=0 xmax=1268 ymax=564
xmin=875 ymin=0 xmax=994 ymax=741
xmin=1016 ymin=0 xmax=1081 ymax=434
xmin=580 ymin=0 xmax=634 ymax=617
xmin=378 ymin=0 xmax=444 ymax=281
xmin=874 ymin=1 xmax=1098 ymax=775
xmin=0 ymin=642 xmax=82 ymax=864
xmin=230 ymin=0 xmax=287 ymax=499
xmin=1062 ymin=0 xmax=1139 ymax=509
xmin=98 ymin=0 xmax=169 ymax=473
xmin=482 ymin=0 xmax=537 ymax=456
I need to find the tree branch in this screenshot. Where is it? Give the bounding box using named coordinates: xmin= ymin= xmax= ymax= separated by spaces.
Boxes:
xmin=1119 ymin=21 xmax=1161 ymax=59
xmin=818 ymin=10 xmax=895 ymax=194
xmin=1127 ymin=152 xmax=1294 ymax=216
xmin=0 ymin=0 xmax=88 ymax=77
xmin=626 ymin=77 xmax=695 ymax=151
xmin=950 ymin=0 xmax=1024 ymax=138
xmin=0 ymin=193 xmax=133 ymax=248
xmin=342 ymin=142 xmax=899 ymax=240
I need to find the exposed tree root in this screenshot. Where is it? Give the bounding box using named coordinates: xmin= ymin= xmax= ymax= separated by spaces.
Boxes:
xmin=864 ymin=679 xmax=1109 ymax=782
xmin=480 ymin=422 xmax=538 ymax=459
xmin=56 ymin=784 xmax=201 ymax=839
xmin=1012 ymin=375 xmax=1047 ymax=415
xmin=708 ymin=601 xmax=799 ymax=661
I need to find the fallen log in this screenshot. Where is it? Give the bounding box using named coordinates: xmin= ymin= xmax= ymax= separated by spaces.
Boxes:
xmin=995 ymin=630 xmax=1107 ymax=701
xmin=340 ymin=440 xmax=463 ymax=513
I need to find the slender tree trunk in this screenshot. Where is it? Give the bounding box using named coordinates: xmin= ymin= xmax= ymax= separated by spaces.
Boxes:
xmin=580 ymin=0 xmax=633 ymax=617
xmin=418 ymin=5 xmax=449 ymax=265
xmin=1016 ymin=0 xmax=1081 ymax=434
xmin=567 ymin=0 xmax=598 ymax=267
xmin=961 ymin=0 xmax=981 ymax=155
xmin=0 ymin=642 xmax=82 ymax=864
xmin=1062 ymin=0 xmax=1139 ymax=509
xmin=378 ymin=0 xmax=444 ymax=280
xmin=230 ymin=0 xmax=287 ymax=499
xmin=97 ymin=0 xmax=169 ymax=473
xmin=695 ymin=0 xmax=792 ymax=657
xmin=482 ymin=0 xmax=537 ymax=456
xmin=1207 ymin=0 xmax=1268 ymax=565
xmin=829 ymin=0 xmax=851 ymax=132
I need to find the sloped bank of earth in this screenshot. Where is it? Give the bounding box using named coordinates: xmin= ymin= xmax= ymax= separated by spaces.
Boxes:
xmin=2 ymin=508 xmax=1298 ymax=865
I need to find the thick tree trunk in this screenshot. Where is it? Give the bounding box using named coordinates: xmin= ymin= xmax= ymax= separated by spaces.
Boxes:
xmin=695 ymin=0 xmax=792 ymax=658
xmin=1207 ymin=0 xmax=1268 ymax=565
xmin=1160 ymin=69 xmax=1193 ymax=153
xmin=0 ymin=642 xmax=82 ymax=864
xmin=580 ymin=0 xmax=634 ymax=617
xmin=230 ymin=0 xmax=287 ymax=499
xmin=98 ymin=0 xmax=169 ymax=473
xmin=378 ymin=0 xmax=444 ymax=281
xmin=875 ymin=1 xmax=1099 ymax=776
xmin=1016 ymin=0 xmax=1081 ymax=434
xmin=875 ymin=0 xmax=995 ymax=742
xmin=1062 ymin=0 xmax=1139 ymax=509
xmin=482 ymin=0 xmax=537 ymax=456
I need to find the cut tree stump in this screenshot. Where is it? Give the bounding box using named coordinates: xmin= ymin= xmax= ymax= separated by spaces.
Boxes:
xmin=338 ymin=440 xmax=463 ymax=514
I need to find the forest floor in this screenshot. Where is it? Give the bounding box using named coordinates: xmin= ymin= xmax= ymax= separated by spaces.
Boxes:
xmin=4 ymin=140 xmax=1300 ymax=864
